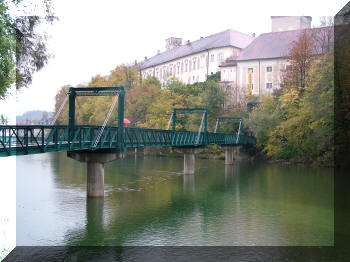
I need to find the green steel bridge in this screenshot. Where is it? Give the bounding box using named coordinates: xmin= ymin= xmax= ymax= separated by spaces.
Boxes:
xmin=0 ymin=87 xmax=255 ymax=157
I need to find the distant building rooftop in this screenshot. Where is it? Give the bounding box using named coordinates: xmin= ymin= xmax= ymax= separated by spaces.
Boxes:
xmin=139 ymin=29 xmax=254 ymax=70
xmin=237 ymin=27 xmax=333 ymax=61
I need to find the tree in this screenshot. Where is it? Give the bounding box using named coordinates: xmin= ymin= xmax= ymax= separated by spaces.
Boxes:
xmin=203 ymin=80 xmax=227 ymax=123
xmin=0 ymin=1 xmax=15 ymax=98
xmin=143 ymin=76 xmax=161 ymax=90
xmin=311 ymin=16 xmax=334 ymax=55
xmin=109 ymin=64 xmax=140 ymax=90
xmin=124 ymin=83 xmax=159 ymax=126
xmin=0 ymin=0 xmax=56 ymax=98
xmin=281 ymin=29 xmax=316 ymax=93
xmin=0 ymin=114 xmax=8 ymax=125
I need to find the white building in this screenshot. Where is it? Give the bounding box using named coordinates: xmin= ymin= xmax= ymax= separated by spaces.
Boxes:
xmin=139 ymin=30 xmax=254 ymax=86
xmin=139 ymin=16 xmax=332 ymax=110
xmin=218 ymin=16 xmax=333 ymax=109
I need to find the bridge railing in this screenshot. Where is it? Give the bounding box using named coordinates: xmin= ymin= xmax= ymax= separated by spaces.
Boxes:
xmin=124 ymin=127 xmax=254 ymax=147
xmin=0 ymin=125 xmax=256 ymax=156
xmin=124 ymin=127 xmax=209 ymax=147
xmin=0 ymin=125 xmax=120 ymax=156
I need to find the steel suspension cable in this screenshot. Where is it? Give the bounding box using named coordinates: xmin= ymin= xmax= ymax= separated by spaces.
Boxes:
xmin=195 ymin=112 xmax=205 ymax=144
xmin=50 ymin=93 xmax=69 ymax=125
xmin=167 ymin=112 xmax=173 ymax=130
xmin=93 ymin=93 xmax=119 ymax=148
xmin=236 ymin=121 xmax=242 ymax=144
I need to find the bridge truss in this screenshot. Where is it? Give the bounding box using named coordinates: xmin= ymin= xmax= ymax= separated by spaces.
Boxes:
xmin=0 ymin=87 xmax=256 ymax=157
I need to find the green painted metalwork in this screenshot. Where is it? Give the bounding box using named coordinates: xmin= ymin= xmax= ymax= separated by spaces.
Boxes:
xmin=0 ymin=125 xmax=255 ymax=157
xmin=214 ymin=117 xmax=242 ymax=133
xmin=171 ymin=108 xmax=208 ymax=145
xmin=214 ymin=117 xmax=244 ymax=144
xmin=67 ymin=86 xmax=125 ymax=153
xmin=68 ymin=88 xmax=76 ymax=143
xmin=0 ymin=89 xmax=256 ymax=157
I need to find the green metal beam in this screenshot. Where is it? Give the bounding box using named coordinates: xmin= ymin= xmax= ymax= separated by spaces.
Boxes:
xmin=117 ymin=87 xmax=125 ymax=154
xmin=215 ymin=117 xmax=243 ymax=133
xmin=172 ymin=108 xmax=207 ymax=114
xmin=68 ymin=88 xmax=76 ymax=143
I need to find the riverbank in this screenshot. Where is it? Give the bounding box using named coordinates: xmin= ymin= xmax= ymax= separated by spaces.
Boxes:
xmin=125 ymin=146 xmax=333 ymax=168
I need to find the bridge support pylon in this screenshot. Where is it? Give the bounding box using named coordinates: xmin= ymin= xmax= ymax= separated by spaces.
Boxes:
xmin=67 ymin=152 xmax=122 ymax=197
xmin=221 ymin=146 xmax=240 ymax=165
xmin=175 ymin=148 xmax=202 ymax=175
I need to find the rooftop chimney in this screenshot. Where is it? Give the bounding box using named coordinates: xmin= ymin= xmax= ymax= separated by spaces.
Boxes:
xmin=157 ymin=50 xmax=160 ymax=55
xmin=145 ymin=56 xmax=148 ymax=60
xmin=252 ymin=33 xmax=256 ymax=37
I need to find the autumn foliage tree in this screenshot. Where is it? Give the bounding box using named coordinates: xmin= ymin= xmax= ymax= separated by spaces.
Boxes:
xmin=249 ymin=29 xmax=334 ymax=165
xmin=53 ymin=66 xmax=228 ymax=134
xmin=281 ymin=30 xmax=316 ymax=93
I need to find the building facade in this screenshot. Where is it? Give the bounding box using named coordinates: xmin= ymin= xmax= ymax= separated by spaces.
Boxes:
xmin=139 ymin=30 xmax=254 ymax=86
xmin=139 ymin=16 xmax=332 ymax=110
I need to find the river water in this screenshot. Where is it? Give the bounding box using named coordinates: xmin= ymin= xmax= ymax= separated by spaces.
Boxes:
xmin=16 ymin=152 xmax=333 ymax=247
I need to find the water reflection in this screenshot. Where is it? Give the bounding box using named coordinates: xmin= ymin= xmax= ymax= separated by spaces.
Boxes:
xmin=183 ymin=174 xmax=195 ymax=193
xmin=86 ymin=198 xmax=104 ymax=238
xmin=16 ymin=152 xmax=334 ymax=246
xmin=225 ymin=164 xmax=238 ymax=184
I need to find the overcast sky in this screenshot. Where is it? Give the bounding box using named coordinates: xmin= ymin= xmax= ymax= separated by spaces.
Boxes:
xmin=0 ymin=0 xmax=347 ymax=123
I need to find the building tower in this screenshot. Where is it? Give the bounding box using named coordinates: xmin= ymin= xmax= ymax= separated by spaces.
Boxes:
xmin=271 ymin=16 xmax=312 ymax=32
xmin=165 ymin=37 xmax=182 ymax=50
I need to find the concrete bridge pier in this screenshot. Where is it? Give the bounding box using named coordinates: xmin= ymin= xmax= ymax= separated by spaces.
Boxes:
xmin=175 ymin=148 xmax=202 ymax=175
xmin=222 ymin=146 xmax=240 ymax=165
xmin=67 ymin=152 xmax=122 ymax=197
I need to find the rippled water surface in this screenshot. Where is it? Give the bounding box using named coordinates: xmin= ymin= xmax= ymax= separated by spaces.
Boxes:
xmin=17 ymin=152 xmax=333 ymax=246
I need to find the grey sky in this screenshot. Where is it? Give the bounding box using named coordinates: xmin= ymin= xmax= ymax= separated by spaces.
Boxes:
xmin=0 ymin=0 xmax=347 ymax=123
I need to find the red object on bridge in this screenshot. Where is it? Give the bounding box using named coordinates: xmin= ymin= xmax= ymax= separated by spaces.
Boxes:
xmin=123 ymin=118 xmax=131 ymax=124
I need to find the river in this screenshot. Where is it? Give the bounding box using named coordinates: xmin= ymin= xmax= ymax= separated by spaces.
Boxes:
xmin=16 ymin=151 xmax=333 ymax=248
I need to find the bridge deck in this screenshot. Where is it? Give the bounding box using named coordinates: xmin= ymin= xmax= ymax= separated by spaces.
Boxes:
xmin=0 ymin=125 xmax=255 ymax=157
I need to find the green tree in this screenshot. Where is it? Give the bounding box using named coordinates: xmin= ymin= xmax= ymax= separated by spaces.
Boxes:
xmin=248 ymin=28 xmax=334 ymax=165
xmin=0 ymin=0 xmax=56 ymax=98
xmin=0 ymin=114 xmax=8 ymax=125
xmin=109 ymin=65 xmax=140 ymax=90
xmin=203 ymin=80 xmax=227 ymax=126
xmin=248 ymin=95 xmax=280 ymax=148
xmin=144 ymin=76 xmax=161 ymax=90
xmin=125 ymin=83 xmax=159 ymax=126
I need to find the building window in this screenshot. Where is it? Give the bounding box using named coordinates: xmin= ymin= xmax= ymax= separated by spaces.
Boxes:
xmin=193 ymin=58 xmax=196 ymax=70
xmin=163 ymin=67 xmax=166 ymax=78
xmin=218 ymin=53 xmax=223 ymax=62
xmin=266 ymin=66 xmax=272 ymax=72
xmin=177 ymin=63 xmax=180 ymax=74
xmin=193 ymin=75 xmax=195 ymax=81
xmin=248 ymin=68 xmax=253 ymax=72
xmin=210 ymin=54 xmax=214 ymax=62
xmin=286 ymin=65 xmax=291 ymax=70
xmin=266 ymin=83 xmax=273 ymax=89
xmin=169 ymin=65 xmax=172 ymax=76
xmin=185 ymin=60 xmax=188 ymax=72
xmin=200 ymin=55 xmax=205 ymax=66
